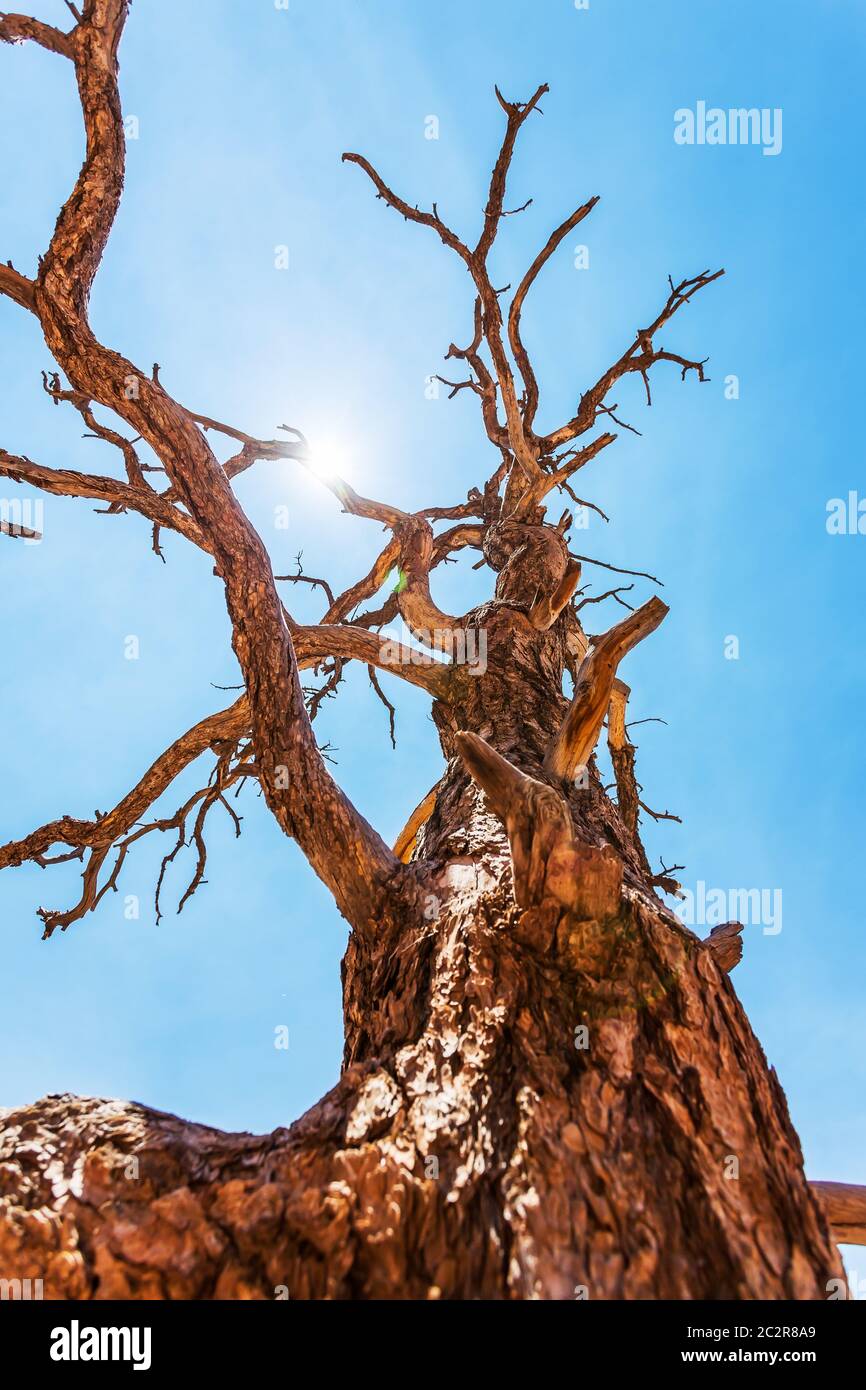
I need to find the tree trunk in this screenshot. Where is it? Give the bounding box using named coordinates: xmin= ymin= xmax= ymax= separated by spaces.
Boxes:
xmin=0 ymin=583 xmax=843 ymax=1300
xmin=0 ymin=8 xmax=849 ymax=1303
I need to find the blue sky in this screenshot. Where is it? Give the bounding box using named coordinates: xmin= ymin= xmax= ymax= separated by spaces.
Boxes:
xmin=2 ymin=0 xmax=864 ymax=1289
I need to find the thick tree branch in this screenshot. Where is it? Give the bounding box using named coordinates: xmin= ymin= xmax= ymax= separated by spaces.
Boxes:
xmin=3 ymin=0 xmax=405 ymax=931
xmin=525 ymin=431 xmax=616 ymax=512
xmin=306 ymin=468 xmax=477 ymax=654
xmin=390 ymin=517 xmax=466 ymax=652
xmin=33 ymin=1 xmax=128 ymax=318
xmin=294 ymin=623 xmax=453 ymax=699
xmin=0 ymin=11 xmax=73 ymax=58
xmin=0 ymin=260 xmax=36 ymax=311
xmin=528 ymin=556 xmax=582 ymax=630
xmin=810 ymin=1182 xmax=866 ymax=1247
xmin=545 ymin=597 xmax=669 ymax=779
xmin=0 ymin=449 xmax=207 ymax=550
xmin=184 ymin=409 xmax=308 ymax=480
xmin=316 ymin=472 xmax=407 ymax=529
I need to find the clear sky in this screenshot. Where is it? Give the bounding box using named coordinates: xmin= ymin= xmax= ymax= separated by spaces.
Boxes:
xmin=2 ymin=0 xmax=864 ymax=1291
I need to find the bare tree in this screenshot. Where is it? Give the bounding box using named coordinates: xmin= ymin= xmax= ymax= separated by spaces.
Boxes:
xmin=1 ymin=4 xmax=862 ymax=1299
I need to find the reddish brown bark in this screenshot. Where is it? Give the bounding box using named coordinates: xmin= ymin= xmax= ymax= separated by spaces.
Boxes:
xmin=0 ymin=2 xmax=853 ymax=1301
xmin=0 ymin=604 xmax=847 ymax=1300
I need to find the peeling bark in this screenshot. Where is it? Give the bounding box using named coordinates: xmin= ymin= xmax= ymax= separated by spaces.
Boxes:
xmin=0 ymin=851 xmax=846 ymax=1299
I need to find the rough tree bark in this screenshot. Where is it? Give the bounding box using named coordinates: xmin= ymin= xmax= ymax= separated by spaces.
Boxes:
xmin=0 ymin=4 xmax=859 ymax=1300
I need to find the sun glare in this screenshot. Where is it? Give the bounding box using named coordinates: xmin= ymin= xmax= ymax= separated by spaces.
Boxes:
xmin=307 ymin=440 xmax=350 ymax=482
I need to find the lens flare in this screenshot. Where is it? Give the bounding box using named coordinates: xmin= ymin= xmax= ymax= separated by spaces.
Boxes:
xmin=307 ymin=440 xmax=349 ymax=482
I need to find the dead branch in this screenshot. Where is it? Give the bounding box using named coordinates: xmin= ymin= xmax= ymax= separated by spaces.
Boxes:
xmin=569 ymin=551 xmax=664 ymax=587
xmin=393 ymin=787 xmax=438 ymax=863
xmin=0 ymin=448 xmax=208 ymax=550
xmin=508 ymin=196 xmax=599 ymax=431
xmin=444 ymin=297 xmax=509 ymax=451
xmin=0 ymin=0 xmax=403 ymax=930
xmin=306 ymin=466 xmax=475 ymax=654
xmin=293 ymin=624 xmax=453 ymax=699
xmin=367 ymin=665 xmax=397 ymax=748
xmin=606 ymin=680 xmax=640 ymax=837
xmin=0 ymin=698 xmax=249 ymax=936
xmin=525 ymin=432 xmax=616 ymax=510
xmin=276 ymin=552 xmax=336 ymax=613
xmin=185 ymin=409 xmax=308 ymax=480
xmin=810 ymin=1182 xmax=866 ymax=1247
xmin=323 ymin=536 xmax=402 ymax=624
xmin=344 ymin=87 xmax=551 ymax=496
xmin=576 ymin=583 xmax=635 ymax=613
xmin=477 ymin=84 xmax=549 ymax=262
xmin=651 ymin=860 xmax=685 ymax=897
xmin=455 ymin=731 xmax=622 ymax=915
xmin=0 ymin=11 xmax=73 ymax=58
xmin=0 ymin=615 xmax=420 ymax=931
xmin=340 ymin=152 xmax=474 ymax=265
xmin=302 ymin=655 xmax=344 ymax=721
xmin=541 ymin=269 xmax=724 ymax=453
xmin=545 ymin=597 xmax=669 ymax=780
xmin=639 ymin=800 xmax=682 ymax=824
xmin=529 ymin=557 xmax=582 ymax=630
xmin=702 ymin=920 xmax=744 ymax=974
xmin=1 ymin=516 xmax=41 ymax=540
xmin=0 ymin=260 xmax=36 ymax=311
xmin=42 ymin=372 xmax=149 ymax=486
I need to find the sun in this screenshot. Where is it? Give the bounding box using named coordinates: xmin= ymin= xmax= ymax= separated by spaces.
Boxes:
xmin=306 ymin=439 xmax=350 ymax=483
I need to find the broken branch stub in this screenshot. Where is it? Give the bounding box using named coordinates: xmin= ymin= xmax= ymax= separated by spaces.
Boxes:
xmin=810 ymin=1181 xmax=866 ymax=1247
xmin=454 ymin=731 xmax=622 ymax=918
xmin=529 ymin=558 xmax=582 ymax=631
xmin=607 ymin=679 xmax=640 ymax=836
xmin=703 ymin=920 xmax=744 ymax=974
xmin=545 ymin=596 xmax=669 ymax=781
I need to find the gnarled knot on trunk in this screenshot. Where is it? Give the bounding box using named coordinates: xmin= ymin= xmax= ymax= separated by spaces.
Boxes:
xmin=484 ymin=518 xmax=572 ymax=614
